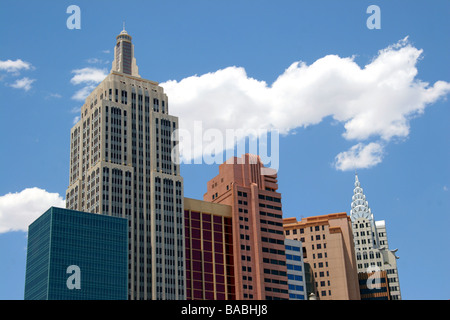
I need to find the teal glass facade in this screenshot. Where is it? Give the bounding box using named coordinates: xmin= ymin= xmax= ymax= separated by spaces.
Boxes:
xmin=24 ymin=207 xmax=128 ymax=300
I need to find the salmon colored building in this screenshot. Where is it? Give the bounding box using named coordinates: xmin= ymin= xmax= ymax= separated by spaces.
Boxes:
xmin=203 ymin=154 xmax=289 ymax=300
xmin=283 ymin=213 xmax=361 ymax=300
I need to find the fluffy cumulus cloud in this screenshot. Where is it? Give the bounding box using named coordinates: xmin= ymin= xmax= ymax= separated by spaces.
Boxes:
xmin=0 ymin=188 xmax=65 ymax=233
xmin=0 ymin=59 xmax=32 ymax=74
xmin=0 ymin=59 xmax=36 ymax=91
xmin=161 ymin=37 xmax=450 ymax=170
xmin=334 ymin=142 xmax=384 ymax=171
xmin=10 ymin=77 xmax=35 ymax=91
xmin=70 ymin=67 xmax=108 ymax=101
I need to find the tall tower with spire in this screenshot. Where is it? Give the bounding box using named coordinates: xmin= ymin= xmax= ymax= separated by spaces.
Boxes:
xmin=65 ymin=28 xmax=185 ymax=300
xmin=350 ymin=173 xmax=402 ymax=300
xmin=350 ymin=173 xmax=380 ymax=251
xmin=112 ymin=25 xmax=140 ymax=77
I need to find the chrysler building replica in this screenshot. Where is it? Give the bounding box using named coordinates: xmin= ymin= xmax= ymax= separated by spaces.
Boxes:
xmin=65 ymin=27 xmax=185 ymax=300
xmin=350 ymin=173 xmax=401 ymax=300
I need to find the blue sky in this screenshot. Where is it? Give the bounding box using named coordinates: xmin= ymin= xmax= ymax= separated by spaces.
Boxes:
xmin=0 ymin=0 xmax=449 ymax=300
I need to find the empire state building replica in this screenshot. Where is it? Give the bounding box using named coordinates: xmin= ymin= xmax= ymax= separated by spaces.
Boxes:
xmin=65 ymin=27 xmax=185 ymax=300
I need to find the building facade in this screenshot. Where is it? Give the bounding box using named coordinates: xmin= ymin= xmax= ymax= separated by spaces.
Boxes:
xmin=350 ymin=173 xmax=401 ymax=300
xmin=285 ymin=239 xmax=307 ymax=300
xmin=24 ymin=207 xmax=128 ymax=300
xmin=358 ymin=270 xmax=391 ymax=300
xmin=204 ymin=154 xmax=289 ymax=300
xmin=65 ymin=28 xmax=185 ymax=300
xmin=283 ymin=213 xmax=361 ymax=300
xmin=184 ymin=198 xmax=235 ymax=300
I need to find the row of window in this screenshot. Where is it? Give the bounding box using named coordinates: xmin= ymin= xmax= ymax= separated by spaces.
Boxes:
xmin=285 ymin=224 xmax=327 ymax=236
xmin=258 ymin=194 xmax=281 ymax=203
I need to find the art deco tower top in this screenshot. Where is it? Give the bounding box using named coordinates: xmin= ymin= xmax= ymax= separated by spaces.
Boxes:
xmin=350 ymin=173 xmax=374 ymax=222
xmin=111 ymin=25 xmax=140 ymax=77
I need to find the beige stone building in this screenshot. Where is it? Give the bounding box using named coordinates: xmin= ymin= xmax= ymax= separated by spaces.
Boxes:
xmin=65 ymin=28 xmax=185 ymax=300
xmin=283 ymin=213 xmax=361 ymax=300
xmin=350 ymin=173 xmax=401 ymax=300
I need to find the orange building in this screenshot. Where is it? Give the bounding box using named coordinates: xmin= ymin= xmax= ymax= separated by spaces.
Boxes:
xmin=283 ymin=213 xmax=360 ymax=300
xmin=204 ymin=154 xmax=289 ymax=300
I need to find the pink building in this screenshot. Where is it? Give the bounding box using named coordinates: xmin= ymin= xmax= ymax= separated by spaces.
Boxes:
xmin=204 ymin=154 xmax=289 ymax=300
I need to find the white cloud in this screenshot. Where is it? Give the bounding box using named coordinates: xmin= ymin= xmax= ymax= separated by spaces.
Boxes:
xmin=73 ymin=116 xmax=80 ymax=124
xmin=70 ymin=67 xmax=108 ymax=85
xmin=86 ymin=58 xmax=102 ymax=64
xmin=70 ymin=106 xmax=81 ymax=113
xmin=0 ymin=59 xmax=32 ymax=74
xmin=161 ymin=37 xmax=450 ymax=170
xmin=10 ymin=77 xmax=35 ymax=91
xmin=47 ymin=92 xmax=62 ymax=99
xmin=70 ymin=67 xmax=108 ymax=101
xmin=72 ymin=84 xmax=96 ymax=101
xmin=334 ymin=142 xmax=384 ymax=171
xmin=0 ymin=188 xmax=65 ymax=233
xmin=86 ymin=58 xmax=110 ymax=65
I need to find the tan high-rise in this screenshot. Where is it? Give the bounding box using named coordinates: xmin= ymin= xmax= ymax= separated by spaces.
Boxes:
xmin=283 ymin=213 xmax=361 ymax=300
xmin=65 ymin=28 xmax=185 ymax=300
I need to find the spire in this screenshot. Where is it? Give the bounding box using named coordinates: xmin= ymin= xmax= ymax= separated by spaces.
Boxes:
xmin=350 ymin=173 xmax=373 ymax=222
xmin=355 ymin=170 xmax=360 ymax=187
xmin=111 ymin=26 xmax=140 ymax=77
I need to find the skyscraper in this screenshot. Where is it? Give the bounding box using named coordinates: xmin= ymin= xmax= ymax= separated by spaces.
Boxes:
xmin=350 ymin=173 xmax=401 ymax=300
xmin=24 ymin=207 xmax=128 ymax=300
xmin=203 ymin=154 xmax=289 ymax=300
xmin=65 ymin=28 xmax=185 ymax=300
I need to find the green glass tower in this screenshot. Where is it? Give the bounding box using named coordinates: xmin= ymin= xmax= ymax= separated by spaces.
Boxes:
xmin=24 ymin=207 xmax=128 ymax=300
